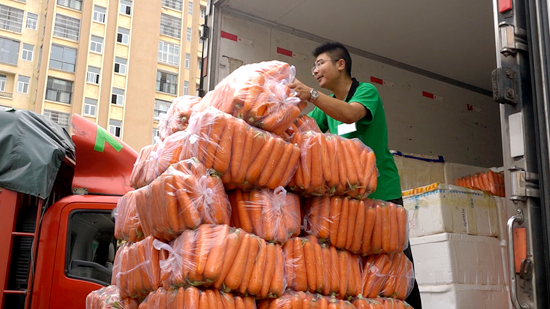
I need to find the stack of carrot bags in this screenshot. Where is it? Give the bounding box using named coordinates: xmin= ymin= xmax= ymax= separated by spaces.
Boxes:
xmin=87 ymin=60 xmax=416 ymax=309
xmin=455 ymin=169 xmax=505 ymax=197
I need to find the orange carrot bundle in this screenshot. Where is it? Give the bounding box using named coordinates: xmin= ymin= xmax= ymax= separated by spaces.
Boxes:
xmin=114 ymin=190 xmax=144 ymax=243
xmin=303 ymin=197 xmax=408 ymax=255
xmin=283 ymin=236 xmax=362 ymax=298
xmin=361 ymin=253 xmax=415 ymax=300
xmin=111 ymin=236 xmax=168 ymax=300
xmin=257 ymin=290 xmax=356 ymax=309
xmin=85 ymin=285 xmax=139 ymax=309
xmin=281 ymin=115 xmax=322 ymax=141
xmin=130 ymin=143 xmax=160 ymax=188
xmin=228 ymin=187 xmax=301 ymax=244
xmin=133 ymin=158 xmax=231 ymax=242
xmin=352 ymin=296 xmax=414 ymax=309
xmin=159 ymin=224 xmax=287 ymax=298
xmin=194 ymin=61 xmax=305 ymax=136
xmin=157 ymin=95 xmax=202 ymax=141
xmin=455 ymin=169 xmax=505 ymax=197
xmin=289 ymin=132 xmax=378 ymax=199
xmin=138 ymin=287 xmax=257 ymax=309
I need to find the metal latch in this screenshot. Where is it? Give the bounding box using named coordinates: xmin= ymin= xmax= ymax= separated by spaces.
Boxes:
xmin=509 ymin=166 xmax=540 ymax=201
xmin=73 ymin=187 xmax=89 ymax=195
xmin=499 ymin=22 xmax=517 ymax=56
xmin=492 ymin=67 xmax=519 ymax=104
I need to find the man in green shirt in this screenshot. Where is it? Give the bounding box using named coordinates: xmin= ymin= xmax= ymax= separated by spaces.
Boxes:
xmin=289 ymin=42 xmax=422 ymax=308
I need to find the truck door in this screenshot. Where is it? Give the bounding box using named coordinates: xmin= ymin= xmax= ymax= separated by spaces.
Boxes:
xmin=492 ymin=0 xmax=550 ymax=307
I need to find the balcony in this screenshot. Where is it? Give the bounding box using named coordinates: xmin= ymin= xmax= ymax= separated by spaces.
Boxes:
xmin=0 ymin=91 xmax=13 ymax=99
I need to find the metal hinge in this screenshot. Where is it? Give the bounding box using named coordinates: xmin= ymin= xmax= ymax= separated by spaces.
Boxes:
xmin=492 ymin=67 xmax=519 ymax=105
xmin=509 ymin=166 xmax=540 ymax=201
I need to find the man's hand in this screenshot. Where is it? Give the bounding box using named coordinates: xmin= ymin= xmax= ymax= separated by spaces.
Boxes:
xmin=288 ymin=78 xmax=313 ymax=102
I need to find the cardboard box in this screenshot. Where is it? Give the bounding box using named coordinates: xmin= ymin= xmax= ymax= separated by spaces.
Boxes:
xmin=403 ymin=183 xmax=499 ymax=238
xmin=410 ymin=233 xmax=505 ymax=286
xmin=419 ymin=284 xmax=511 ymax=309
xmin=392 ymin=151 xmax=445 ymax=191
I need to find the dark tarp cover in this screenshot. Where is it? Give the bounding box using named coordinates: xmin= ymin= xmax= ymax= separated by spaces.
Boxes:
xmin=0 ymin=109 xmax=75 ymax=199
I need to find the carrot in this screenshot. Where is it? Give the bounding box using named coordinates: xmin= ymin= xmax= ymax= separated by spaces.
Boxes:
xmin=199 ymin=289 xmax=210 ymax=309
xmin=293 ymin=238 xmax=308 ymax=291
xmin=328 ymin=246 xmax=340 ymax=294
xmin=162 ymin=177 xmax=180 ymax=234
xmin=370 ymin=204 xmax=383 ymax=254
xmin=235 ymin=190 xmax=253 ymax=233
xmin=317 ymin=135 xmax=332 ymax=183
xmin=258 ymin=137 xmax=286 ymax=186
xmin=204 ymin=116 xmax=227 ymax=169
xmin=204 ymin=224 xmax=230 ymax=282
xmin=335 ymin=197 xmax=350 ymax=248
xmin=381 ymin=254 xmax=401 ymax=298
xmin=380 ymin=204 xmax=391 ymax=253
xmin=269 ymin=244 xmax=285 ymax=297
xmin=249 ymin=92 xmax=269 ymax=121
xmin=213 ymin=117 xmax=235 ymax=173
xmin=323 ymin=137 xmax=339 ymax=190
xmin=360 ymin=200 xmax=376 ymax=254
xmin=347 ymin=139 xmax=364 ymax=181
xmin=175 ymin=183 xmax=201 ymax=229
xmin=362 ymin=255 xmax=388 ymax=298
xmin=262 ymin=192 xmax=276 ymax=241
xmin=185 ymin=286 xmax=200 ymax=308
xmin=328 ymin=197 xmax=342 ymax=245
xmin=259 ymin=243 xmax=277 ymax=298
xmin=302 ymin=137 xmax=313 ymax=189
xmin=359 ymin=150 xmax=377 ymax=196
xmin=350 ymin=200 xmax=366 ymax=253
xmin=189 ymin=224 xmax=212 ymax=282
xmin=307 ymin=198 xmax=321 ymax=236
xmin=341 ymin=139 xmax=358 ymax=187
xmin=246 ymin=136 xmax=276 ymax=184
xmin=310 ymin=134 xmax=324 ymax=189
xmin=303 ymin=239 xmax=317 ymax=292
xmin=247 ymin=190 xmax=264 ymax=236
xmin=345 ymin=199 xmax=359 ymax=250
xmin=177 ymin=288 xmax=185 ymax=309
xmin=283 ymin=239 xmax=296 ymax=289
xmin=222 ymin=232 xmax=250 ymax=291
xmin=247 ymin=238 xmax=267 ymax=295
xmin=230 ymin=120 xmax=247 ymax=178
xmin=279 ymin=145 xmax=301 ymax=188
xmin=312 ymin=197 xmax=329 ymax=241
xmin=158 ymin=289 xmax=168 ymax=309
xmin=234 ymin=296 xmax=246 ymax=309
xmin=388 ymin=203 xmax=399 ymax=252
xmin=396 ymin=207 xmax=408 ymax=252
xmin=337 ymin=250 xmax=348 ymax=298
xmin=179 ymin=230 xmax=196 ymax=284
xmin=221 ymin=293 xmax=236 ymax=309
xmin=335 ymin=138 xmax=348 ymax=190
xmin=266 ymin=143 xmax=295 ymax=189
xmin=367 ymin=256 xmax=392 ymax=298
xmin=214 ymin=230 xmax=243 ymax=289
xmin=233 ymin=128 xmax=256 ymax=184
xmin=320 ymin=246 xmax=332 ymax=295
xmin=308 ymin=237 xmax=326 ymax=293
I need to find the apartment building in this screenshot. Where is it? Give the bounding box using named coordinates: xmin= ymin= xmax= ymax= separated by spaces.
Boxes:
xmin=0 ymin=0 xmax=206 ymax=151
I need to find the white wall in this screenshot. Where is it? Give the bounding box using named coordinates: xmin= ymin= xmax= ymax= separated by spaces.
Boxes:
xmin=216 ymin=13 xmax=502 ymax=168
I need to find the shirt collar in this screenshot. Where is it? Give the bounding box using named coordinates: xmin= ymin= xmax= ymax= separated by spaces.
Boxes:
xmin=344 ymin=78 xmax=360 ymax=102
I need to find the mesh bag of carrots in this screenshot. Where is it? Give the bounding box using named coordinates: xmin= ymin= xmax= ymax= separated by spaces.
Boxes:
xmin=361 ymin=253 xmax=415 ymax=300
xmin=86 ymin=285 xmax=139 ymax=309
xmin=157 ymin=95 xmax=202 ymax=141
xmin=352 ymin=297 xmax=413 ymax=309
xmin=303 ymin=197 xmax=408 ymax=256
xmin=287 ymin=131 xmax=378 ymax=199
xmin=130 ymin=143 xmax=160 ymax=189
xmin=114 ymin=190 xmax=144 ymax=243
xmin=138 ymin=286 xmax=257 ymax=309
xmin=228 ymin=187 xmax=301 ymax=244
xmin=111 ymin=236 xmax=167 ymax=300
xmin=283 ymin=236 xmax=363 ymax=298
xmin=258 ymin=291 xmax=356 ymax=309
xmin=157 ymin=224 xmax=286 ymax=298
xmin=194 ymin=60 xmax=306 ymax=136
xmin=455 ymin=169 xmax=505 ymax=197
xmin=134 ymin=159 xmax=231 ymax=241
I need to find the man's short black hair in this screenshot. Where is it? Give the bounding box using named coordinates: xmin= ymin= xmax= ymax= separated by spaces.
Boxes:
xmin=313 ymin=42 xmax=352 ymax=77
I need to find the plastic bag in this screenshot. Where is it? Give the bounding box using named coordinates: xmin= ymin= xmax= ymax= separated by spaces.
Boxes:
xmin=288 ymin=132 xmax=378 ymax=199
xmin=195 ymin=60 xmax=307 ymax=136
xmin=361 ymin=253 xmax=415 ymax=300
xmin=228 ymin=187 xmax=301 ymax=244
xmin=303 ymin=198 xmax=409 ymax=255
xmin=281 ymin=115 xmax=322 ymax=142
xmin=283 ymin=236 xmax=362 ymax=298
xmin=455 ymin=169 xmax=505 ymax=197
xmin=257 ymin=291 xmax=356 ymax=309
xmin=130 ymin=143 xmax=160 ymax=189
xmin=157 ymin=95 xmax=202 ymax=141
xmin=352 ymin=296 xmax=414 ymax=309
xmin=138 ymin=286 xmax=257 ymax=309
xmin=114 ymin=191 xmax=144 ymax=242
xmin=86 ymin=285 xmax=139 ymax=309
xmin=111 ymin=236 xmax=168 ymax=300
xmin=158 ymin=224 xmax=286 ymax=298
xmin=134 ymin=158 xmax=231 ymax=241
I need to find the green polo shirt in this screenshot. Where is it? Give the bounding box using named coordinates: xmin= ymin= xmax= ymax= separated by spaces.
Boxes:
xmin=308 ymin=79 xmax=401 ymax=201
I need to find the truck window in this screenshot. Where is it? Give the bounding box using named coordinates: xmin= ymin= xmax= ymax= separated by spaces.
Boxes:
xmin=65 ymin=210 xmax=116 ymax=286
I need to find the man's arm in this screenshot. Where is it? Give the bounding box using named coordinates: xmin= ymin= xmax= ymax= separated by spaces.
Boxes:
xmin=288 ymin=80 xmax=367 ymax=124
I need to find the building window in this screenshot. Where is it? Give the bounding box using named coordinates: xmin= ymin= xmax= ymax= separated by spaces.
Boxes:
xmin=0 ymin=4 xmax=24 ymax=33
xmin=53 ymin=14 xmax=80 ymax=41
xmin=87 ymin=66 xmax=100 ymax=84
xmin=184 ymin=81 xmax=189 ymax=95
xmin=0 ymin=37 xmax=19 ymax=65
xmin=109 ymin=119 xmax=122 ymax=137
xmin=160 ymin=14 xmax=181 ymax=39
xmin=156 ymin=71 xmax=177 ymax=95
xmin=186 ymin=27 xmax=192 ymax=42
xmin=93 ymin=6 xmax=106 ymax=23
xmin=49 ymin=44 xmax=77 ymax=72
xmin=117 ymin=27 xmax=129 ymax=44
xmin=46 ymin=77 xmax=73 ymax=104
xmin=158 ymin=41 xmax=179 ymax=66
xmin=16 ymin=75 xmax=30 ymax=94
xmin=152 ymin=128 xmax=159 ymax=144
xmin=114 ymin=57 xmax=127 ymax=74
xmin=21 ymin=43 xmax=34 ymax=61
xmin=26 ymin=12 xmax=38 ymax=30
xmin=162 ymin=0 xmax=182 ymax=11
xmin=200 ymin=6 xmax=205 ymax=19
xmin=90 ymin=36 xmax=103 ymax=53
xmin=154 ymin=99 xmax=171 ymax=119
xmin=188 ymin=1 xmax=193 ymax=15
xmin=44 ymin=109 xmax=70 ymax=131
xmin=84 ymin=98 xmax=97 ymax=117
xmin=0 ymin=75 xmax=6 ymax=92
xmin=120 ymin=0 xmax=131 ymax=15
xmin=111 ymin=88 xmax=124 ymax=106
xmin=185 ymin=53 xmax=190 ymax=69
xmin=57 ymin=0 xmax=83 ymax=11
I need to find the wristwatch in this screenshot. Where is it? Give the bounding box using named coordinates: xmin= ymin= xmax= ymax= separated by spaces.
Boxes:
xmin=309 ymin=88 xmax=319 ymax=102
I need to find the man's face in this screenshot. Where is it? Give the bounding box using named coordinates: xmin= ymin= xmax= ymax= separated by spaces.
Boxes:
xmin=312 ymin=52 xmax=338 ymax=88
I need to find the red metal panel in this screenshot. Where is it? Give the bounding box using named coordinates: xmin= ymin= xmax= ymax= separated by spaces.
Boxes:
xmin=0 ymin=190 xmax=20 ymax=307
xmin=499 ymin=0 xmax=512 ymax=12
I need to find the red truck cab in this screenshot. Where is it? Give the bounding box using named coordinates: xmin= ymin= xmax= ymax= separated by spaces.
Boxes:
xmin=0 ymin=111 xmax=137 ymax=309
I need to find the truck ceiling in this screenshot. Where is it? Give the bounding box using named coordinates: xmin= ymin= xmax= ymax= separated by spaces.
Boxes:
xmin=217 ymin=0 xmax=496 ymax=93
